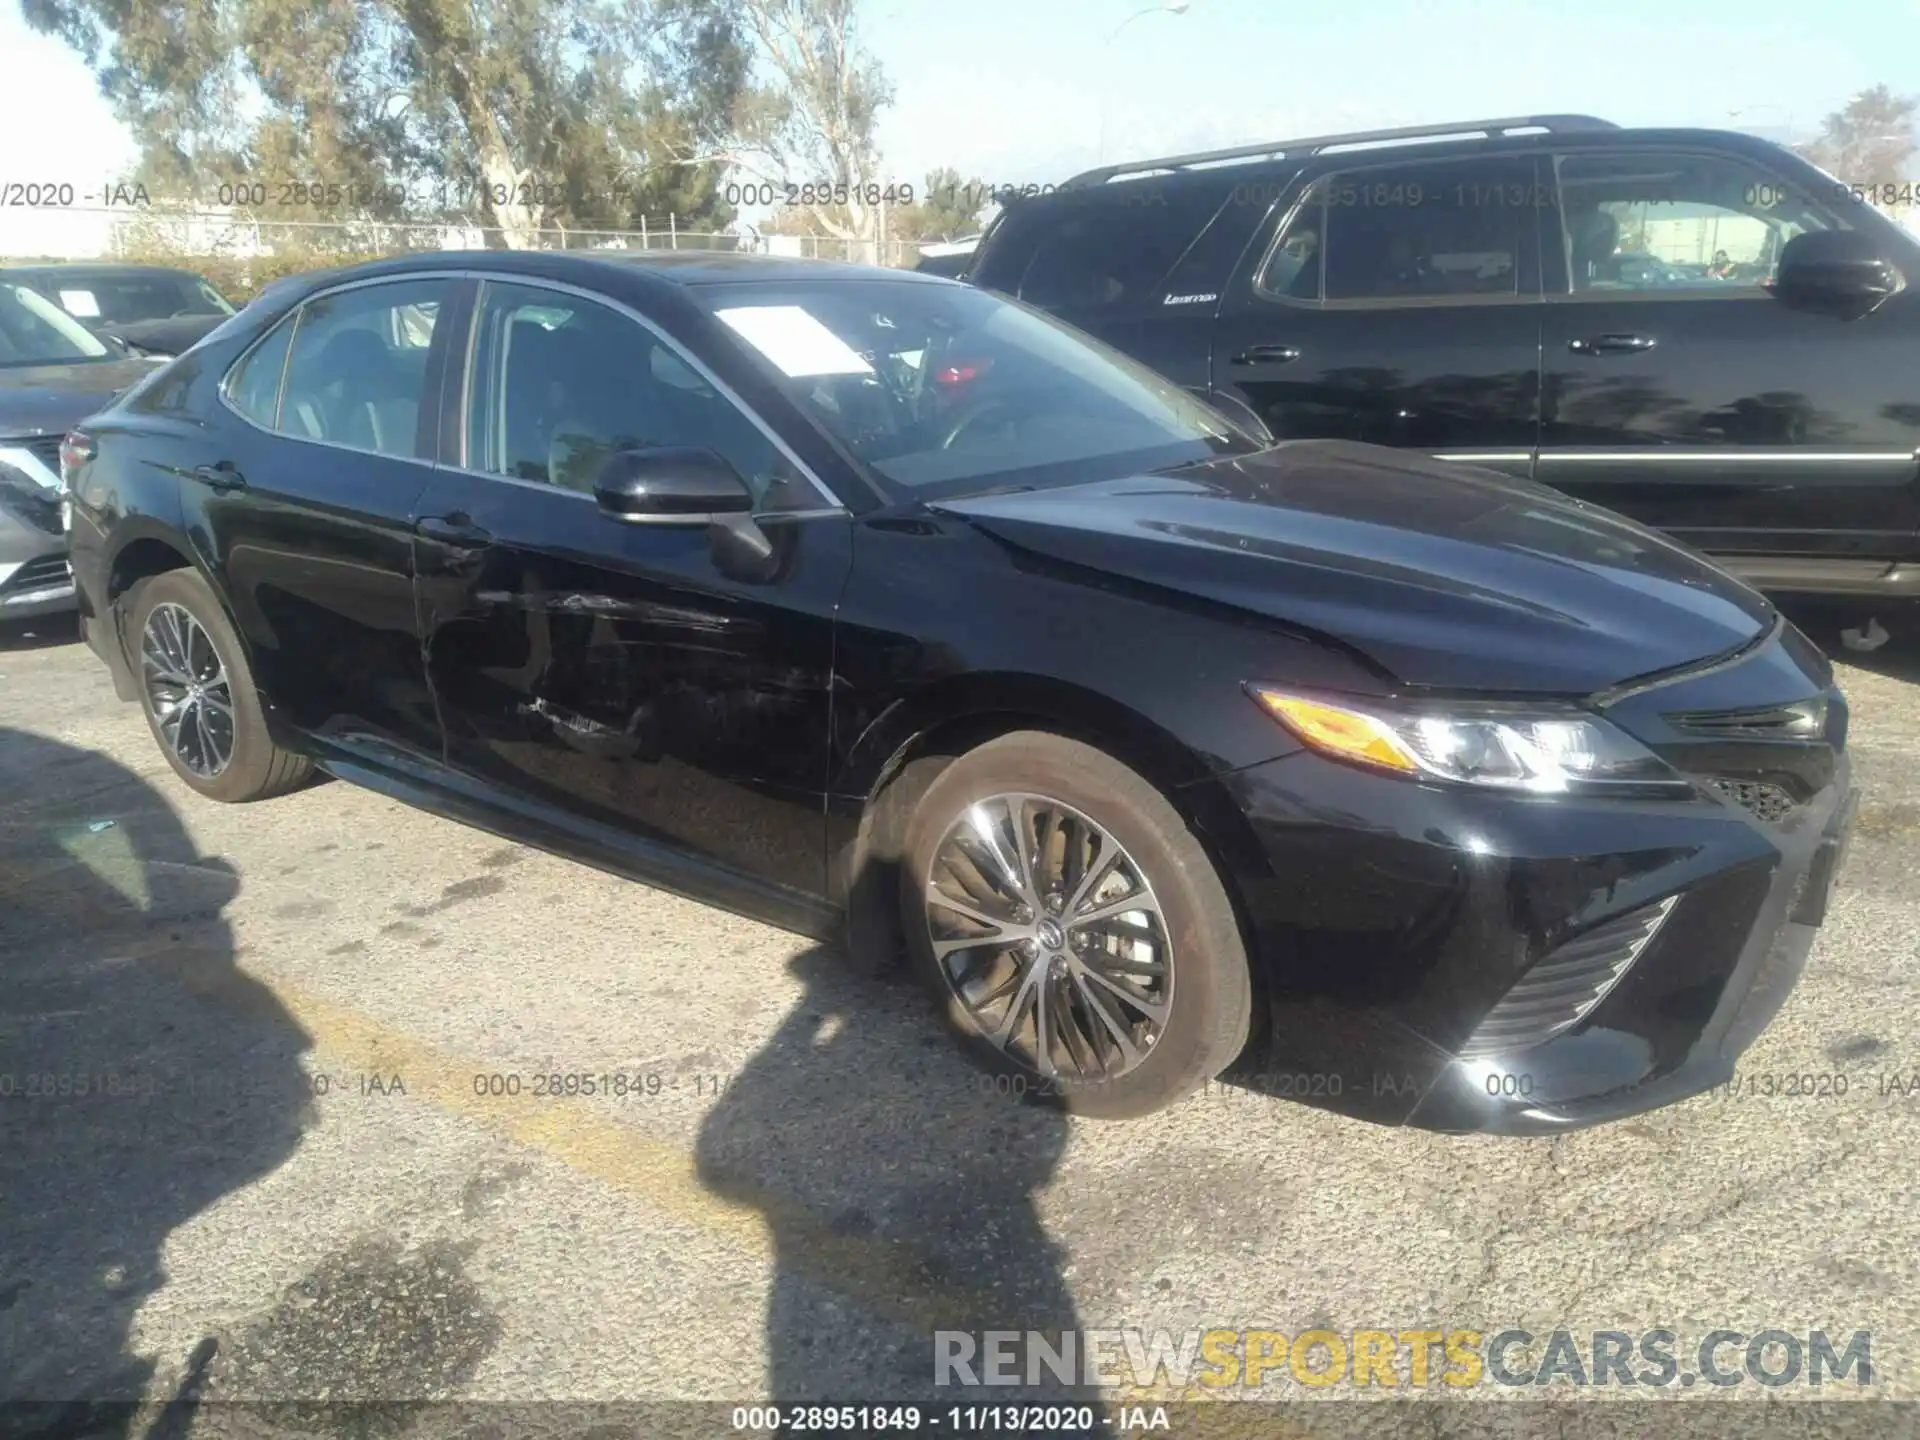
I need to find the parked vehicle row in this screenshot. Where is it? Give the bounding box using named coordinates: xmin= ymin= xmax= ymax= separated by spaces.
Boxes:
xmin=62 ymin=248 xmax=1856 ymax=1128
xmin=0 ymin=279 xmax=166 ymax=619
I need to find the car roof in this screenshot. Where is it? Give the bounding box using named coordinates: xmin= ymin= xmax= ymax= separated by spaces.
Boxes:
xmin=243 ymin=249 xmax=955 ymax=317
xmin=282 ymin=248 xmax=948 ymax=289
xmin=1032 ymin=121 xmax=1808 ymax=208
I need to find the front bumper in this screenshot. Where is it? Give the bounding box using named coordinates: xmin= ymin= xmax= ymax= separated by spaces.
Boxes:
xmin=1409 ymin=770 xmax=1854 ymax=1134
xmin=0 ymin=441 xmax=76 ymax=620
xmin=0 ymin=519 xmax=74 ymax=620
xmin=1214 ymin=745 xmax=1856 ymax=1135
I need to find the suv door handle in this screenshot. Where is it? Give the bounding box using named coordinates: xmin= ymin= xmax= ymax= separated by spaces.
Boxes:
xmin=416 ymin=513 xmax=493 ymax=548
xmin=1568 ymin=334 xmax=1658 ymax=356
xmin=1231 ymin=344 xmax=1302 ymax=366
xmin=185 ymin=460 xmax=246 ymax=492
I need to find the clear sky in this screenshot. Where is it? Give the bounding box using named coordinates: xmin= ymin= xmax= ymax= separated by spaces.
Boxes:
xmin=0 ymin=0 xmax=1907 ymax=202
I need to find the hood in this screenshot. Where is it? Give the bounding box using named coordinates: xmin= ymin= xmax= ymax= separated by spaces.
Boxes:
xmin=931 ymin=440 xmax=1775 ymax=696
xmin=100 ymin=314 xmax=225 ymax=356
xmin=0 ymin=356 xmax=164 ymax=440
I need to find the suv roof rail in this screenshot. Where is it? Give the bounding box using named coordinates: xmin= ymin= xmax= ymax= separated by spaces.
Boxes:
xmin=1063 ymin=114 xmax=1619 ymax=188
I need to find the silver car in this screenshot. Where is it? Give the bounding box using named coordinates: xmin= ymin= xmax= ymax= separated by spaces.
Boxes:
xmin=0 ymin=281 xmax=163 ymax=619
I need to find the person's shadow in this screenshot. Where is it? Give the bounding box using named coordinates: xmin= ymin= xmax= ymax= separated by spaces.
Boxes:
xmin=0 ymin=726 xmax=310 ymax=1440
xmin=695 ymin=949 xmax=1105 ymax=1433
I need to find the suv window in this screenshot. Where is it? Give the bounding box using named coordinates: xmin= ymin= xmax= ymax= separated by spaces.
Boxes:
xmin=226 ymin=315 xmax=297 ymax=428
xmin=1263 ymin=156 xmax=1540 ymax=303
xmin=278 ymin=280 xmax=445 ymax=457
xmin=1553 ymin=150 xmax=1843 ymax=294
xmin=1007 ymin=182 xmax=1233 ymax=314
xmin=464 ymin=281 xmax=803 ymax=507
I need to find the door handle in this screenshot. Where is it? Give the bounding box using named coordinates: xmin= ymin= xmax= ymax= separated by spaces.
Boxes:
xmin=1568 ymin=334 xmax=1658 ymax=356
xmin=416 ymin=513 xmax=494 ymax=548
xmin=1231 ymin=344 xmax=1302 ymax=366
xmin=185 ymin=460 xmax=247 ymax=492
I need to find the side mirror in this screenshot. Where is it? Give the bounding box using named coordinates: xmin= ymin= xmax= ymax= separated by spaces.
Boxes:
xmin=1774 ymin=231 xmax=1902 ymax=313
xmin=592 ymin=446 xmax=754 ymax=523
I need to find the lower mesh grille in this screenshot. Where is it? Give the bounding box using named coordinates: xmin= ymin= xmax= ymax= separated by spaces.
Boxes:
xmin=1458 ymin=895 xmax=1679 ymax=1060
xmin=1705 ymin=777 xmax=1798 ymax=824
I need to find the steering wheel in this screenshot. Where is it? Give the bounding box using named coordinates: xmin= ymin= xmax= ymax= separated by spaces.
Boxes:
xmin=938 ymin=395 xmax=1031 ymax=451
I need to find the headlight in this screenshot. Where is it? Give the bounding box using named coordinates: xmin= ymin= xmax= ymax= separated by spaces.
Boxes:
xmin=1249 ymin=685 xmax=1688 ymax=796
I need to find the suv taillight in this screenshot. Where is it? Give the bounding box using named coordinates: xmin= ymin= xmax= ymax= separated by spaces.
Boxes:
xmin=59 ymin=431 xmax=95 ymax=487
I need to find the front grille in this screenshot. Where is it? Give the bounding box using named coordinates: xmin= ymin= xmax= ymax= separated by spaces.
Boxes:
xmin=1458 ymin=896 xmax=1679 ymax=1059
xmin=1704 ymin=777 xmax=1798 ymax=825
xmin=0 ymin=478 xmax=63 ymax=535
xmin=1 ymin=553 xmax=73 ymax=597
xmin=1666 ymin=699 xmax=1828 ymax=740
xmin=0 ymin=436 xmax=68 ymax=536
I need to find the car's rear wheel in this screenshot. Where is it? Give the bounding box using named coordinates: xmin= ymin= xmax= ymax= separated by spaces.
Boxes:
xmin=125 ymin=569 xmax=313 ymax=803
xmin=900 ymin=731 xmax=1252 ymax=1119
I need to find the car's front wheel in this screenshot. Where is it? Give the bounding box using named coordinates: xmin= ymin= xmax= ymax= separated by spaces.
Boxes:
xmin=125 ymin=569 xmax=313 ymax=803
xmin=900 ymin=731 xmax=1252 ymax=1119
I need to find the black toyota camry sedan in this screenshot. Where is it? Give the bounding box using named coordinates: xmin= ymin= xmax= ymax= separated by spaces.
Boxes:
xmin=62 ymin=251 xmax=1856 ymax=1131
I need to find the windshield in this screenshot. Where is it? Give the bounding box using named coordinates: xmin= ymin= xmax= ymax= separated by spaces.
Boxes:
xmin=0 ymin=283 xmax=115 ymax=366
xmin=697 ymin=277 xmax=1260 ymax=500
xmin=40 ymin=272 xmax=235 ymax=325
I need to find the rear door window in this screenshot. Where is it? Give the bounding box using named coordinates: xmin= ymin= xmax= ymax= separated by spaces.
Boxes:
xmin=276 ymin=279 xmax=446 ymax=458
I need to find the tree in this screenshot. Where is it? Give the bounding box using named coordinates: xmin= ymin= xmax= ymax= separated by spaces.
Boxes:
xmin=22 ymin=0 xmax=750 ymax=247
xmin=1797 ymin=84 xmax=1919 ymax=186
xmin=890 ymin=167 xmax=991 ymax=242
xmin=758 ymin=167 xmax=989 ymax=247
xmin=689 ymin=0 xmax=894 ymax=253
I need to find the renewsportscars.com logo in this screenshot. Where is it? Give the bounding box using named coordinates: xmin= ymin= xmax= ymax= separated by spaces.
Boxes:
xmin=934 ymin=1328 xmax=1873 ymax=1391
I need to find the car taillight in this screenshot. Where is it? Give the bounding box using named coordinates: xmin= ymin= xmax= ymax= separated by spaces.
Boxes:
xmin=59 ymin=431 xmax=95 ymax=486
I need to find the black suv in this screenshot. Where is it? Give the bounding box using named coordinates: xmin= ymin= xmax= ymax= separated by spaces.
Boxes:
xmin=968 ymin=114 xmax=1920 ymax=605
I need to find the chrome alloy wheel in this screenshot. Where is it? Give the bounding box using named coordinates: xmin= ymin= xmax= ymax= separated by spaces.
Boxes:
xmin=141 ymin=602 xmax=236 ymax=778
xmin=925 ymin=792 xmax=1174 ymax=1083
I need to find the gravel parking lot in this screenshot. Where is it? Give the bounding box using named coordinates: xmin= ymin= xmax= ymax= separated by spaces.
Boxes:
xmin=3 ymin=612 xmax=1918 ymax=1439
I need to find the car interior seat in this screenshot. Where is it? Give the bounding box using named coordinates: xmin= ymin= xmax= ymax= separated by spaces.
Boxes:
xmin=501 ymin=321 xmax=572 ymax=482
xmin=545 ymin=326 xmax=677 ymax=492
xmin=285 ymin=327 xmax=417 ymax=455
xmin=1567 ymin=208 xmax=1621 ymax=289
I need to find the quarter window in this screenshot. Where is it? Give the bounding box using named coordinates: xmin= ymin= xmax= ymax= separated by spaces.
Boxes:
xmin=278 ymin=280 xmax=445 ymax=457
xmin=225 ymin=315 xmax=296 ymax=428
xmin=1553 ymin=150 xmax=1843 ymax=294
xmin=463 ymin=282 xmax=801 ymax=507
xmin=1264 ymin=156 xmax=1539 ymax=303
xmin=1012 ymin=182 xmax=1233 ymax=313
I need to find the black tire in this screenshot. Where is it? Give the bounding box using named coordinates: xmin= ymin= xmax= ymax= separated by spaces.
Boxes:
xmin=900 ymin=731 xmax=1252 ymax=1120
xmin=124 ymin=569 xmax=313 ymax=803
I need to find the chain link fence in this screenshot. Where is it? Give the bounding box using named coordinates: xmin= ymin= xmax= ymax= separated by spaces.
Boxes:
xmin=0 ymin=206 xmax=926 ymax=293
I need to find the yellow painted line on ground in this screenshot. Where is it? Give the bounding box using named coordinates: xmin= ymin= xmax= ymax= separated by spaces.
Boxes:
xmin=131 ymin=940 xmax=1310 ymax=1422
xmin=9 ymin=830 xmax=1303 ymax=1422
xmin=129 ymin=938 xmax=1016 ymax=1339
